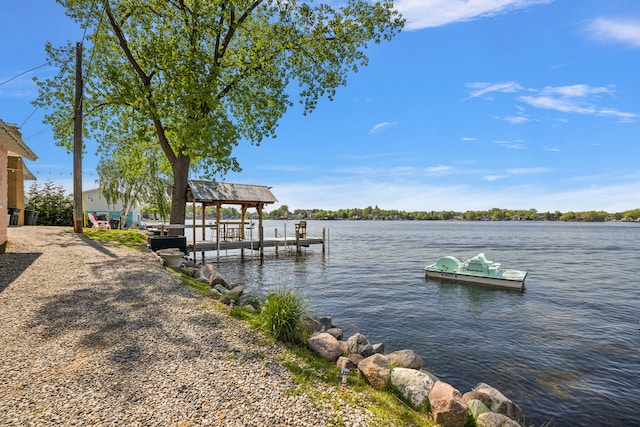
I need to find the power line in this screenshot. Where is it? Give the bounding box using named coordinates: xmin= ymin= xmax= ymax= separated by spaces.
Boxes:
xmin=0 ymin=64 xmax=48 ymax=86
xmin=20 ymin=107 xmax=40 ymax=128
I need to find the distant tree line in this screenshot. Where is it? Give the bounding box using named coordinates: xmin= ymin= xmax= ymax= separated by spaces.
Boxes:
xmin=138 ymin=202 xmax=640 ymax=223
xmin=265 ymin=206 xmax=640 ymax=222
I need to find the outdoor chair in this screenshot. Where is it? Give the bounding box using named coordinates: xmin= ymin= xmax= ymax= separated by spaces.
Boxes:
xmin=88 ymin=213 xmax=111 ymax=230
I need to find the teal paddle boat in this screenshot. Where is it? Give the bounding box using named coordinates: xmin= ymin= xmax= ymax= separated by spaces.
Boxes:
xmin=425 ymin=253 xmax=527 ymax=291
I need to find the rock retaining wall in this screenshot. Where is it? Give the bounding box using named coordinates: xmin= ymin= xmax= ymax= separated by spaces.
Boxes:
xmin=306 ymin=316 xmax=526 ymax=427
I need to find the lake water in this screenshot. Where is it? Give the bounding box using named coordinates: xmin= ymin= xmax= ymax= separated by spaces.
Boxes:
xmin=205 ymin=220 xmax=639 ymax=426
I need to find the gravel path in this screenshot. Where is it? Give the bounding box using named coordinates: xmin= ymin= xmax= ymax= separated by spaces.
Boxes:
xmin=0 ymin=227 xmax=379 ymax=426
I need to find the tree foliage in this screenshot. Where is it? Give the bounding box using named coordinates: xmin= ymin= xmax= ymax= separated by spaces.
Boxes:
xmin=96 ymin=134 xmax=169 ymax=228
xmin=25 ymin=181 xmax=74 ymax=226
xmin=34 ymin=0 xmax=404 ymax=230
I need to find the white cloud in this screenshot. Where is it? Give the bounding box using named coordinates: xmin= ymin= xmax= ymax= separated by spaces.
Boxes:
xmin=483 ymin=174 xmax=506 ymax=182
xmin=587 ymin=18 xmax=640 ymax=48
xmin=465 ymin=81 xmax=524 ymax=100
xmin=519 ymin=94 xmax=639 ymax=122
xmin=540 ymin=84 xmax=612 ymax=97
xmin=425 ymin=165 xmax=454 ymax=175
xmin=467 ymin=81 xmax=639 ymax=123
xmin=506 ymin=167 xmax=553 ymax=174
xmin=460 ymin=137 xmax=478 ymax=141
xmin=518 ymin=95 xmax=594 ymax=114
xmin=494 ymin=140 xmax=525 ymax=149
xmin=504 ymin=114 xmax=529 ymax=124
xmin=369 ymin=121 xmax=394 ymax=134
xmin=395 ymin=0 xmax=553 ymax=30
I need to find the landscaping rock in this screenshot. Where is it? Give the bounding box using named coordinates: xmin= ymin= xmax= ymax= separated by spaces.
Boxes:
xmin=462 ymin=382 xmax=523 ymax=424
xmin=302 ymin=316 xmax=322 ymax=334
xmin=317 ymin=316 xmax=334 ymax=331
xmin=429 ymin=381 xmax=467 ymax=427
xmin=180 ymin=266 xmax=198 ymax=277
xmin=213 ymin=284 xmax=228 ymax=294
xmin=336 ymin=356 xmax=358 ymax=370
xmin=358 ymin=353 xmax=390 ymax=389
xmin=390 ymin=367 xmax=437 ymax=409
xmin=346 ymin=333 xmax=374 ymax=357
xmin=308 ymin=332 xmax=343 ymax=362
xmin=476 ymin=411 xmax=521 ymax=427
xmin=386 ymin=349 xmax=424 ymax=370
xmin=466 ymin=399 xmax=491 ymax=420
xmin=240 ymin=304 xmax=256 ymax=314
xmin=372 ymin=342 xmax=385 ymax=354
xmin=206 ymin=267 xmax=230 ymax=288
xmin=226 ymin=285 xmax=245 ymax=300
xmin=326 ymin=327 xmax=343 ymax=340
xmin=348 ymin=353 xmax=364 ymax=366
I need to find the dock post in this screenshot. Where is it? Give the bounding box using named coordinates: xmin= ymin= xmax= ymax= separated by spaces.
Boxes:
xmin=295 ymin=230 xmax=301 ymax=256
xmin=322 ymin=228 xmax=326 ymax=254
xmin=274 ymin=228 xmax=279 ymax=256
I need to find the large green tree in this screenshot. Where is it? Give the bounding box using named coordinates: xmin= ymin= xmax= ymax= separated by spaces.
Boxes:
xmin=35 ymin=0 xmax=404 ymax=230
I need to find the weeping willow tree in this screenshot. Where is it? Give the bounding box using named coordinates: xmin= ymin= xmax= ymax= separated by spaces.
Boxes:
xmin=35 ymin=0 xmax=404 ymax=231
xmin=95 ymin=122 xmax=170 ymax=228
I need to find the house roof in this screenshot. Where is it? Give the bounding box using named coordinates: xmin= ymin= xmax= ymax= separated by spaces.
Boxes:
xmin=0 ymin=120 xmax=37 ymax=161
xmin=22 ymin=162 xmax=36 ymax=180
xmin=186 ymin=180 xmax=277 ymax=205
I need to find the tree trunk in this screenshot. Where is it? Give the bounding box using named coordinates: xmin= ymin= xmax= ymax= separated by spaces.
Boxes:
xmin=169 ymin=153 xmax=190 ymax=236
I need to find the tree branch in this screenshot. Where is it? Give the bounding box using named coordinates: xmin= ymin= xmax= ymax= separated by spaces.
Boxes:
xmin=102 ymin=0 xmax=177 ymax=165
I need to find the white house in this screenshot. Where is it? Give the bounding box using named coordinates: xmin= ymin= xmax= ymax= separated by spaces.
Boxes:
xmin=83 ymin=188 xmax=142 ymax=229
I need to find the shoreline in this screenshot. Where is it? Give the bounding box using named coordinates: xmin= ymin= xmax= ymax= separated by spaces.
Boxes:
xmin=0 ymin=226 xmax=386 ymax=426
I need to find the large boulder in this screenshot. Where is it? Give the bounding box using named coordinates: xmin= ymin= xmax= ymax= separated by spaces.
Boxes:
xmin=462 ymin=383 xmax=523 ymax=424
xmin=346 ymin=333 xmax=374 ymax=358
xmin=197 ymin=264 xmax=230 ymax=289
xmin=348 ymin=353 xmax=364 ymax=366
xmin=386 ymin=349 xmax=424 ymax=370
xmin=308 ymin=333 xmax=343 ymax=362
xmin=301 ymin=317 xmax=322 ymax=335
xmin=317 ymin=316 xmax=334 ymax=331
xmin=358 ymin=353 xmax=390 ymax=389
xmin=390 ymin=367 xmax=438 ymax=410
xmin=428 ymin=381 xmax=467 ymax=427
xmin=225 ymin=285 xmax=245 ymax=301
xmin=476 ymin=412 xmax=521 ymax=427
xmin=466 ymin=399 xmax=491 ymax=420
xmin=336 ymin=356 xmax=358 ymax=371
xmin=326 ymin=327 xmax=343 ymax=340
xmin=372 ymin=342 xmax=385 ymax=354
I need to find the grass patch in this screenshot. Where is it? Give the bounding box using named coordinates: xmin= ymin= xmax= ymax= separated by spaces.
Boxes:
xmin=177 ymin=271 xmax=221 ymax=298
xmin=82 ymin=228 xmax=148 ymax=251
xmin=280 ymin=344 xmax=435 ymax=426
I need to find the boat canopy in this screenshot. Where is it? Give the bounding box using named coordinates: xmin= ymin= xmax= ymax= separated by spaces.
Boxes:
xmin=434 ymin=256 xmax=462 ymax=272
xmin=464 ymin=253 xmax=501 ymax=274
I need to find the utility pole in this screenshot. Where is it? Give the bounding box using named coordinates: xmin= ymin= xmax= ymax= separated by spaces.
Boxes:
xmin=73 ymin=42 xmax=83 ymax=233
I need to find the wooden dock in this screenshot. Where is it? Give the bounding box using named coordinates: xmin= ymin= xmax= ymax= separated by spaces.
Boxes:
xmin=187 ymin=228 xmax=327 ymax=263
xmin=188 ymin=236 xmax=324 ymax=252
xmin=147 ymin=220 xmax=327 ymax=263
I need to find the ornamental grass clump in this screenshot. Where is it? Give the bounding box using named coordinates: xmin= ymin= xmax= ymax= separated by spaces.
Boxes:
xmin=252 ymin=289 xmax=309 ymax=344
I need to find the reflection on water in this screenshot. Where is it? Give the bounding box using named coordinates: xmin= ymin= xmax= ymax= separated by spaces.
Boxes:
xmin=215 ymin=220 xmax=640 ymax=426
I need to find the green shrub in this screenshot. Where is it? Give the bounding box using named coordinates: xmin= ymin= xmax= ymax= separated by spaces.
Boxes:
xmin=251 ymin=289 xmax=309 ymax=344
xmin=25 ymin=180 xmax=73 ymax=226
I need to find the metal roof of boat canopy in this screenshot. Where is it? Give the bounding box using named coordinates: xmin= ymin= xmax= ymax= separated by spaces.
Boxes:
xmin=186 ymin=180 xmax=278 ymax=262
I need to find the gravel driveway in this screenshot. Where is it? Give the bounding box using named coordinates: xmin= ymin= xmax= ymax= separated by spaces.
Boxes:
xmin=0 ymin=227 xmax=376 ymax=426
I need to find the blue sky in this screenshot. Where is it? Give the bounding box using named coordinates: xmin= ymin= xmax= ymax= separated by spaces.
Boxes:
xmin=1 ymin=0 xmax=639 ymax=213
